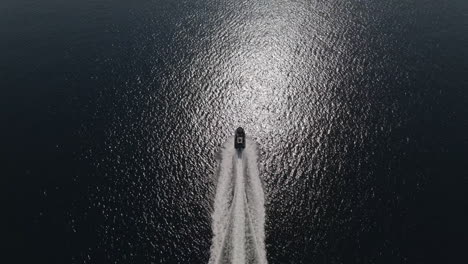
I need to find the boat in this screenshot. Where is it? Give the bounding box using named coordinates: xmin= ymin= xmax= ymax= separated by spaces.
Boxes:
xmin=234 ymin=127 xmax=245 ymax=149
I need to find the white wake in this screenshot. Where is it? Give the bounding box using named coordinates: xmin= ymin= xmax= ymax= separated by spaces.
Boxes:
xmin=209 ymin=138 xmax=267 ymax=264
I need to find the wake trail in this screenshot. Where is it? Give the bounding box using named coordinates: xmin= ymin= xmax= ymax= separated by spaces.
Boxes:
xmin=231 ymin=154 xmax=246 ymax=263
xmin=244 ymin=143 xmax=267 ymax=264
xmin=209 ymin=138 xmax=267 ymax=264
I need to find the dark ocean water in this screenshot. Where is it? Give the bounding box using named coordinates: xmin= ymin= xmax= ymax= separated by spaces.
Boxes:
xmin=2 ymin=0 xmax=467 ymax=263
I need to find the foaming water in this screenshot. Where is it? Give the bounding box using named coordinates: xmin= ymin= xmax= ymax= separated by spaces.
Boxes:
xmin=209 ymin=138 xmax=267 ymax=264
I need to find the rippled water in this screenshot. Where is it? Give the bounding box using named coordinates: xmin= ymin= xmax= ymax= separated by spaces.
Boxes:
xmin=2 ymin=0 xmax=467 ymax=263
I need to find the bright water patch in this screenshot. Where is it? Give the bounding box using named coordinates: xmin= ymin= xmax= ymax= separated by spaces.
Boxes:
xmin=209 ymin=138 xmax=267 ymax=264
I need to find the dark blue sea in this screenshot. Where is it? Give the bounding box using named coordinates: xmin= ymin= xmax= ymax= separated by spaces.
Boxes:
xmin=2 ymin=0 xmax=467 ymax=263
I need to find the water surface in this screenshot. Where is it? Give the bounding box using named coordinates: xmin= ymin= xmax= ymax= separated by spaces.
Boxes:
xmin=2 ymin=0 xmax=467 ymax=263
